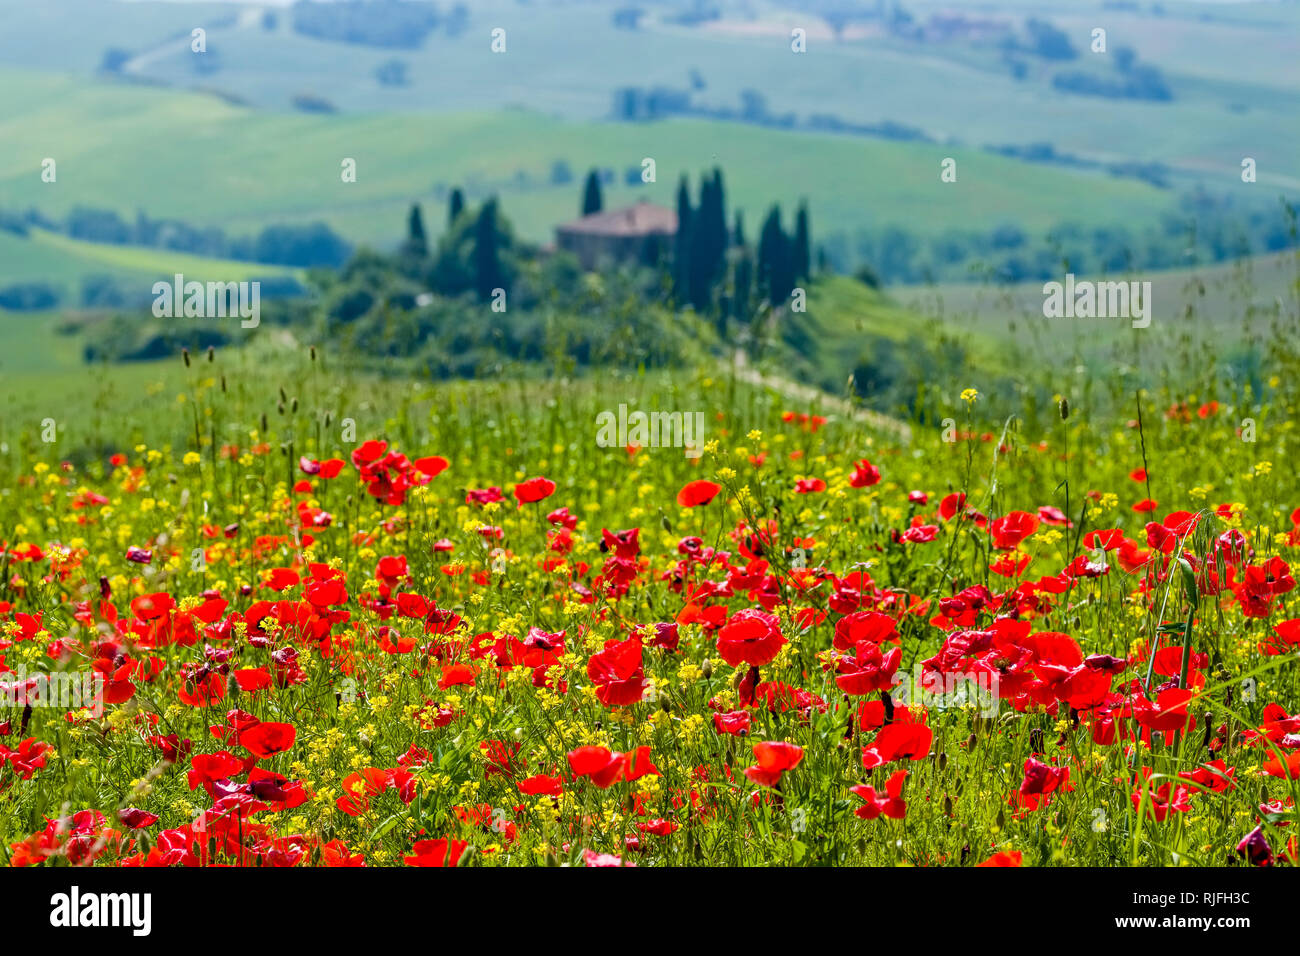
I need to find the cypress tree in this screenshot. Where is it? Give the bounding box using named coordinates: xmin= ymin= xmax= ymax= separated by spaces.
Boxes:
xmin=672 ymin=175 xmax=693 ymax=306
xmin=733 ymin=249 xmax=753 ymax=322
xmin=793 ymin=202 xmax=811 ymax=282
xmin=404 ymin=202 xmax=428 ymax=258
xmin=581 ymin=170 xmax=603 ymax=216
xmin=473 ymin=198 xmax=503 ymax=302
xmin=448 ymin=187 xmax=465 ymax=227
xmin=688 ymin=173 xmax=714 ymax=311
xmin=758 ymin=204 xmax=793 ymax=305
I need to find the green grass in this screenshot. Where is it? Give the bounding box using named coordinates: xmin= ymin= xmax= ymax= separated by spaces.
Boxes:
xmin=0 ymin=66 xmax=1184 ymax=253
xmin=6 ymin=0 xmax=1289 ymax=190
xmin=1 ymin=329 xmax=1300 ymax=866
xmin=0 ymin=229 xmax=294 ymax=286
xmin=897 ymin=250 xmax=1300 ymax=367
xmin=0 ymin=228 xmax=297 ymax=320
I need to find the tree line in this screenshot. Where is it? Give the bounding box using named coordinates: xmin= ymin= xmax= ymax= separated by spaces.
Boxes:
xmin=400 ymin=166 xmax=814 ymax=323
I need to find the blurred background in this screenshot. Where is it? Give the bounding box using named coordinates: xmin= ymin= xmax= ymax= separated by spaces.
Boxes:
xmin=0 ymin=0 xmax=1296 ymax=418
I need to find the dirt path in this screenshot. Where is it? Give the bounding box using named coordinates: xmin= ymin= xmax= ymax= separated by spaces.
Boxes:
xmin=728 ymin=350 xmax=913 ymax=444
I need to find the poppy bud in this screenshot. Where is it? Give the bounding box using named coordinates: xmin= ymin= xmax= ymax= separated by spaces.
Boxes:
xmin=943 ymin=795 xmax=953 ymax=817
xmin=182 ymin=348 xmax=190 ymax=367
xmin=291 ymin=397 xmax=299 ymax=413
xmin=207 ymin=345 xmax=215 ymax=363
xmin=1059 ymin=398 xmax=1069 ymax=420
xmin=260 ymin=413 xmax=268 ymax=432
xmin=938 ymin=752 xmax=947 ymax=771
xmin=279 ymin=386 xmax=288 ymax=403
xmin=995 ymin=809 xmax=1005 ymax=829
xmin=220 ymin=375 xmax=227 ymax=393
xmin=701 ymin=659 xmax=712 ymax=680
xmin=310 ymin=345 xmax=317 ymax=362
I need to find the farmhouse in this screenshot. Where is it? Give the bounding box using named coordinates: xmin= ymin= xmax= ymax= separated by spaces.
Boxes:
xmin=554 ymin=201 xmax=677 ymax=270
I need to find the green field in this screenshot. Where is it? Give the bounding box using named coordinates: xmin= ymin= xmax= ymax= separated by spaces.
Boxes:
xmin=0 ymin=66 xmax=1185 ymax=253
xmin=0 ymin=228 xmax=293 ymax=292
xmin=1 ymin=0 xmax=1292 ymax=190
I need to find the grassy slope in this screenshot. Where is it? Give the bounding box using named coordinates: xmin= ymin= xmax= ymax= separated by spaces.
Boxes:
xmin=0 ymin=67 xmax=1181 ymax=252
xmin=0 ymin=229 xmax=294 ymax=288
xmin=31 ymin=0 xmax=1292 ymax=188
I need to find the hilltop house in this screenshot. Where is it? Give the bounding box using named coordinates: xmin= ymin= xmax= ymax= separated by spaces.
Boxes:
xmin=554 ymin=201 xmax=677 ymax=270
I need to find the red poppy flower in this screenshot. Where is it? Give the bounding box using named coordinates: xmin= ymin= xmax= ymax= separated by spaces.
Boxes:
xmin=716 ymin=609 xmax=787 ymax=668
xmin=744 ymin=741 xmax=804 ymax=787
xmin=713 ymin=710 xmax=752 ymax=736
xmin=519 ymin=774 xmax=564 ymax=796
xmin=849 ymin=460 xmax=880 ymax=488
xmin=677 ymin=479 xmax=721 ymax=508
xmin=514 ymin=476 xmax=556 ymax=504
xmin=990 ymin=511 xmax=1040 ymax=550
xmin=587 ymin=637 xmax=648 ymax=707
xmin=976 ymin=851 xmax=1023 ymax=867
xmin=240 ymin=722 xmax=296 ymax=759
xmin=414 ymin=455 xmax=449 ymax=478
xmin=404 ymin=838 xmax=469 ymax=867
xmin=850 ymin=769 xmax=908 ymax=819
xmin=862 ymin=720 xmax=933 ymax=769
xmin=567 ymin=745 xmax=659 ymax=789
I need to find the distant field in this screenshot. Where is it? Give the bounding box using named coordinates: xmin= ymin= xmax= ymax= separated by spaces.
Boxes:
xmin=0 ymin=67 xmax=1186 ymax=253
xmin=0 ymin=309 xmax=84 ymax=376
xmin=895 ymin=250 xmax=1300 ymax=387
xmin=0 ymin=0 xmax=1291 ymax=188
xmin=0 ymin=228 xmax=295 ymax=303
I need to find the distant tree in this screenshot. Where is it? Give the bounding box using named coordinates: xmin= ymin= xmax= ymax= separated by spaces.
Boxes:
xmin=448 ymin=188 xmax=465 ymax=228
xmin=793 ymin=202 xmax=811 ymax=281
xmin=550 ymin=160 xmax=573 ymax=185
xmin=672 ymin=175 xmax=693 ymax=307
xmin=739 ymin=88 xmax=769 ymax=122
xmin=375 ymin=59 xmax=410 ymax=86
xmin=99 ymin=48 xmax=132 ymax=74
xmin=291 ymin=0 xmax=440 ymax=49
xmin=581 ymin=170 xmax=604 ymax=216
xmin=473 ymin=198 xmax=504 ymax=302
xmin=0 ymin=282 xmax=59 ymax=311
xmin=1025 ymin=18 xmax=1076 ymax=60
xmin=253 ymin=222 xmax=351 ymax=267
xmin=291 ymin=92 xmax=337 ymax=114
xmin=733 ymin=210 xmax=745 ymax=248
xmin=732 ymin=250 xmax=753 ymax=322
xmin=757 ymin=205 xmax=794 ymax=305
xmin=404 ymin=203 xmax=428 ymax=258
xmin=612 ymin=7 xmax=644 ymax=30
xmin=688 ymin=168 xmax=728 ymax=311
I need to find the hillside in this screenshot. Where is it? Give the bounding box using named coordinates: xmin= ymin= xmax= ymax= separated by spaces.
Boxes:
xmin=0 ymin=67 xmax=1184 ymax=253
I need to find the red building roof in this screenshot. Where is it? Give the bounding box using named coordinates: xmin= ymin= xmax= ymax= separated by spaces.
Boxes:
xmin=555 ymin=201 xmax=677 ymax=238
